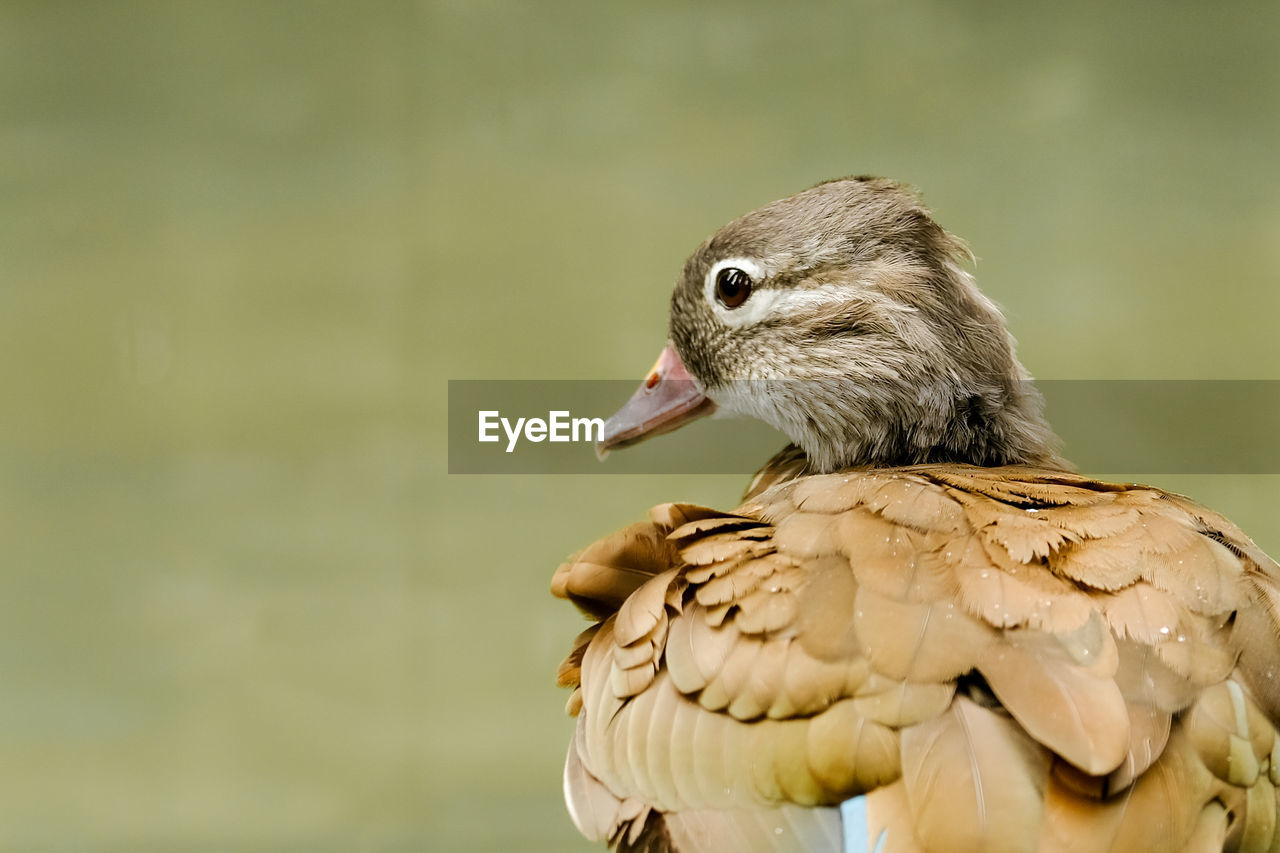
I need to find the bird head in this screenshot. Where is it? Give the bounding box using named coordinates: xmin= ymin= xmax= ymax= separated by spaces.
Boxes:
xmin=599 ymin=177 xmax=1064 ymax=473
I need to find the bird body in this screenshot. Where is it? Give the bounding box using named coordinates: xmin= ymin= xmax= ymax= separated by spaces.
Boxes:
xmin=552 ymin=178 xmax=1280 ymax=852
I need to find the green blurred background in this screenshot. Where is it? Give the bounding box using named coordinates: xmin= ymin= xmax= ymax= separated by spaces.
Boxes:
xmin=3 ymin=1 xmax=1278 ymax=850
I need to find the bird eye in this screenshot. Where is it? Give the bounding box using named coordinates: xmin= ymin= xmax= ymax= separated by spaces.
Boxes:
xmin=714 ymin=267 xmax=753 ymax=309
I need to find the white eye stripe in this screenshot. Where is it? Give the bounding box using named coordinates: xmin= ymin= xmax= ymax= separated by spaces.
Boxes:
xmin=705 ymin=257 xmax=852 ymax=328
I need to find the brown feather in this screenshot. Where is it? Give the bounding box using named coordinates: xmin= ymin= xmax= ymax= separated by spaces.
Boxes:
xmin=787 ymin=472 xmax=882 ymax=514
xmin=776 ymin=640 xmax=865 ymax=718
xmin=1154 ymin=611 xmax=1239 ymax=688
xmin=954 ymin=534 xmax=1094 ymax=632
xmin=861 ymin=474 xmax=971 ymax=534
xmin=564 ymin=722 xmax=627 ymax=843
xmin=553 ymin=521 xmax=678 ymax=618
xmin=977 ymin=629 xmax=1131 ymax=776
xmin=1186 ymin=678 xmax=1271 ymax=787
xmin=664 ymin=805 xmax=841 ymax=853
xmin=1097 ymin=583 xmax=1182 ymax=645
xmin=866 ymin=781 xmax=927 ymax=853
xmin=900 ymin=695 xmax=1050 ymax=853
xmin=1050 ymin=536 xmax=1146 ymax=592
xmin=853 ymin=586 xmax=997 ymax=682
xmin=668 ymin=515 xmax=771 ymax=541
xmin=853 ymin=675 xmax=955 ymax=728
xmin=648 ymin=502 xmax=728 ymax=530
xmin=1234 ymin=576 xmax=1280 ymax=722
xmin=771 ymin=510 xmax=844 ymax=560
xmin=805 ymin=699 xmax=900 ymax=794
xmin=981 ymin=512 xmax=1082 ymax=563
xmin=1105 ymin=702 xmax=1173 ymax=794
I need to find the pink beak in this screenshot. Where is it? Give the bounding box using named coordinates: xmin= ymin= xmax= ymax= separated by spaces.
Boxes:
xmin=597 ymin=344 xmax=717 ymax=458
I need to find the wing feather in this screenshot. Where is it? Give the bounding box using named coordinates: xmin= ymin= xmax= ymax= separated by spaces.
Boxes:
xmin=900 ymin=695 xmax=1050 ymax=853
xmin=555 ymin=464 xmax=1280 ymax=852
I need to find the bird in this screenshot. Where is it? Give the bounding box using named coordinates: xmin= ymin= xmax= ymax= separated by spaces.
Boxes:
xmin=550 ymin=177 xmax=1280 ymax=852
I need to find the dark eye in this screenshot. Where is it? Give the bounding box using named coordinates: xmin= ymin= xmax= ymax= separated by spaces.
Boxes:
xmin=715 ymin=267 xmax=753 ymax=309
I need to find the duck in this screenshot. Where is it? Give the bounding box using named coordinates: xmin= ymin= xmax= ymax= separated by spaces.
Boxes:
xmin=551 ymin=177 xmax=1280 ymax=853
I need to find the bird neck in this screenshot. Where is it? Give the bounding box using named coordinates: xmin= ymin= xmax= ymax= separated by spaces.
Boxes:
xmin=780 ymin=374 xmax=1068 ymax=474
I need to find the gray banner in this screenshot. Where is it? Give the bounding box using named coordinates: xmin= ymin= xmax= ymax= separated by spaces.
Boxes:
xmin=447 ymin=380 xmax=1280 ymax=474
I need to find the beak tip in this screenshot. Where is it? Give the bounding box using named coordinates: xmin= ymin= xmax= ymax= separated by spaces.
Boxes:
xmin=594 ymin=344 xmax=714 ymax=457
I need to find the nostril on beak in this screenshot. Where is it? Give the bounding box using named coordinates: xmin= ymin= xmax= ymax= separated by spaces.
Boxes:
xmin=645 ymin=371 xmax=660 ymax=390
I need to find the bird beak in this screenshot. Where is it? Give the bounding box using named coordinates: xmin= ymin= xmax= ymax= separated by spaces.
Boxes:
xmin=597 ymin=344 xmax=717 ymax=459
